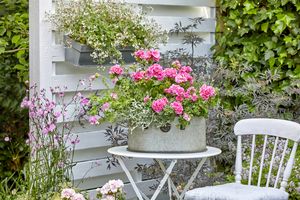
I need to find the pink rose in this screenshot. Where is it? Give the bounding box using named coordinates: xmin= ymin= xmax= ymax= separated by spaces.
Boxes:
xmin=109 ymin=65 xmax=123 ymax=75
xmin=151 ymin=97 xmax=168 ymax=113
xmin=199 ymin=84 xmax=216 ymax=101
xmin=170 ymin=101 xmax=183 ymax=115
xmin=131 ymin=71 xmax=145 ymax=81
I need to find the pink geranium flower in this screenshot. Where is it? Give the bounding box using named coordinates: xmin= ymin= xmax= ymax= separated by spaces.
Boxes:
xmin=164 ymin=68 xmax=177 ymax=79
xmin=131 ymin=71 xmax=145 ymax=81
xmin=199 ymin=84 xmax=216 ymax=101
xmin=151 ymin=97 xmax=168 ymax=113
xmin=146 ymin=64 xmax=165 ymax=80
xmin=164 ymin=84 xmax=185 ymax=96
xmin=170 ymin=101 xmax=183 ymax=115
xmin=109 ymin=65 xmax=123 ymax=75
xmin=101 ymin=102 xmax=110 ymax=111
xmin=150 ymin=49 xmax=160 ymax=62
xmin=183 ymin=113 xmax=191 ymax=121
xmin=179 ymin=66 xmax=193 ymax=73
xmin=144 ymin=95 xmax=150 ymax=103
xmin=61 ymin=188 xmax=76 ymax=199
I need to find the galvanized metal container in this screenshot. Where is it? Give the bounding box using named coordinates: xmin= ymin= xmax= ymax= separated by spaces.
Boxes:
xmin=128 ymin=118 xmax=206 ymax=153
xmin=64 ymin=36 xmax=135 ymax=67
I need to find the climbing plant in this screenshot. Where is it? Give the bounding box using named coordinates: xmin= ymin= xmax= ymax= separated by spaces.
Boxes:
xmin=212 ymin=0 xmax=300 ymax=198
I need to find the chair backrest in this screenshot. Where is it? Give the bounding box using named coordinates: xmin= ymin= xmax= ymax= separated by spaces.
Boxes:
xmin=233 ymin=118 xmax=300 ymax=191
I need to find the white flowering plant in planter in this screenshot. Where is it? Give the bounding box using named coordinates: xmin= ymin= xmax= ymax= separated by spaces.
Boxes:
xmin=82 ymin=49 xmax=218 ymax=130
xmin=48 ymin=0 xmax=167 ymax=64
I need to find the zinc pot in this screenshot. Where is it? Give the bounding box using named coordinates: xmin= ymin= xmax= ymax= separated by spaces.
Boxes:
xmin=64 ymin=36 xmax=135 ymax=67
xmin=128 ymin=118 xmax=206 ymax=153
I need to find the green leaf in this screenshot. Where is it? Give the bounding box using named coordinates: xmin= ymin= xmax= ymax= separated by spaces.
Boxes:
xmin=0 ymin=47 xmax=5 ymax=54
xmin=0 ymin=27 xmax=6 ymax=36
xmin=265 ymin=50 xmax=275 ymax=61
xmin=269 ymin=57 xmax=276 ymax=68
xmin=261 ymin=22 xmax=269 ymax=33
xmin=12 ymin=35 xmax=20 ymax=44
xmin=14 ymin=64 xmax=26 ymax=70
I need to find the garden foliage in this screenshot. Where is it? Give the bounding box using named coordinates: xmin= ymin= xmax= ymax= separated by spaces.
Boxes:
xmin=0 ymin=0 xmax=29 ymax=183
xmin=212 ymin=0 xmax=300 ymax=198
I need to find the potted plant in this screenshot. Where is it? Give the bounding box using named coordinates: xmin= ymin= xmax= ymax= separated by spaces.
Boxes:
xmin=82 ymin=49 xmax=217 ymax=153
xmin=48 ymin=0 xmax=167 ymax=66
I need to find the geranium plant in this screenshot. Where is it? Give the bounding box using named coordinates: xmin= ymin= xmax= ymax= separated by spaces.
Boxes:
xmin=96 ymin=179 xmax=125 ymax=200
xmin=48 ymin=0 xmax=167 ymax=64
xmin=84 ymin=49 xmax=217 ymax=130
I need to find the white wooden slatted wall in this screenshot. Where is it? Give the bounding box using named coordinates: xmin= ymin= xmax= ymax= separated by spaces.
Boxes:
xmin=29 ymin=0 xmax=215 ymax=199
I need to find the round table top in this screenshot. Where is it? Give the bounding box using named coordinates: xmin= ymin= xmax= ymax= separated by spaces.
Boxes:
xmin=108 ymin=146 xmax=221 ymax=159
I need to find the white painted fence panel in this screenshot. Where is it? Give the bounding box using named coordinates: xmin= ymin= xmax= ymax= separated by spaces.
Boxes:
xmin=30 ymin=0 xmax=216 ymax=198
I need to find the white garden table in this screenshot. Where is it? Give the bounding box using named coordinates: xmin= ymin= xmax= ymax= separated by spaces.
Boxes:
xmin=108 ymin=146 xmax=221 ymax=200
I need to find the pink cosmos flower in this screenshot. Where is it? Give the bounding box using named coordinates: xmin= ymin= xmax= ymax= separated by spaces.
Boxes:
xmin=89 ymin=116 xmax=99 ymax=125
xmin=80 ymin=98 xmax=90 ymax=106
xmin=164 ymin=68 xmax=177 ymax=79
xmin=109 ymin=65 xmax=123 ymax=75
xmin=183 ymin=113 xmax=191 ymax=121
xmin=151 ymin=97 xmax=168 ymax=113
xmin=150 ymin=49 xmax=160 ymax=62
xmin=199 ymin=84 xmax=216 ymax=101
xmin=146 ymin=64 xmax=165 ymax=80
xmin=170 ymin=101 xmax=183 ymax=115
xmin=131 ymin=71 xmax=145 ymax=81
xmin=61 ymin=188 xmax=76 ymax=199
xmin=110 ymin=93 xmax=118 ymax=100
xmin=101 ymin=102 xmax=110 ymax=111
xmin=144 ymin=95 xmax=150 ymax=103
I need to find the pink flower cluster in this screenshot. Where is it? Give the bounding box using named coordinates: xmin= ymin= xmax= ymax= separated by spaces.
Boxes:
xmin=170 ymin=101 xmax=183 ymax=115
xmin=134 ymin=49 xmax=160 ymax=62
xmin=151 ymin=97 xmax=168 ymax=113
xmin=61 ymin=188 xmax=86 ymax=200
xmin=109 ymin=65 xmax=123 ymax=76
xmin=131 ymin=63 xmax=194 ymax=84
xmin=96 ymin=179 xmax=124 ymax=200
xmin=199 ymin=84 xmax=216 ymax=101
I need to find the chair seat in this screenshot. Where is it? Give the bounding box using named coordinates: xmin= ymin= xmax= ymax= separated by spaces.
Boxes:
xmin=184 ymin=183 xmax=289 ymax=200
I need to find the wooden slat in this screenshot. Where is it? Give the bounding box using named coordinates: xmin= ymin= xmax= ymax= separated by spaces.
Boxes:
xmin=72 ymin=130 xmax=111 ymax=150
xmin=257 ymin=135 xmax=268 ymax=186
xmin=72 ymin=158 xmax=153 ymax=180
xmin=51 ymin=74 xmax=113 ymax=92
xmin=73 ymin=147 xmax=110 ymax=162
xmin=274 ymin=139 xmax=288 ymax=188
xmin=248 ymin=135 xmax=256 ymax=185
xmin=266 ymin=136 xmax=279 ymax=187
xmin=125 ymin=0 xmax=216 ymax=7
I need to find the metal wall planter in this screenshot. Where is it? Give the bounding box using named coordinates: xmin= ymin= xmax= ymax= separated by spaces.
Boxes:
xmin=64 ymin=37 xmax=135 ymax=67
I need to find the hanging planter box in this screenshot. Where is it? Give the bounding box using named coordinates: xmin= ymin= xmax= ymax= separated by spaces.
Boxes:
xmin=64 ymin=36 xmax=135 ymax=67
xmin=128 ymin=117 xmax=207 ymax=153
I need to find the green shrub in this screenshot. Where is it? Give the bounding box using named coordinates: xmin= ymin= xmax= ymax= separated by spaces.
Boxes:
xmin=0 ymin=0 xmax=29 ymax=184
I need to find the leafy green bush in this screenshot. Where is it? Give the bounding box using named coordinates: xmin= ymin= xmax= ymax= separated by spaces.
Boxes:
xmin=0 ymin=0 xmax=29 ymax=184
xmin=212 ymin=0 xmax=300 ymax=198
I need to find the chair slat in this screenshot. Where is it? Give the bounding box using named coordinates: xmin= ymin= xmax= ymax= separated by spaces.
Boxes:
xmin=266 ymin=136 xmax=279 ymax=187
xmin=257 ymin=135 xmax=268 ymax=186
xmin=235 ymin=135 xmax=242 ymax=183
xmin=274 ymin=139 xmax=288 ymax=188
xmin=248 ymin=135 xmax=256 ymax=185
xmin=280 ymin=142 xmax=298 ymax=190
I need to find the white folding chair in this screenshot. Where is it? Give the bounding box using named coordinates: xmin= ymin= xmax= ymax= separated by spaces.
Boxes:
xmin=185 ymin=118 xmax=300 ymax=200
